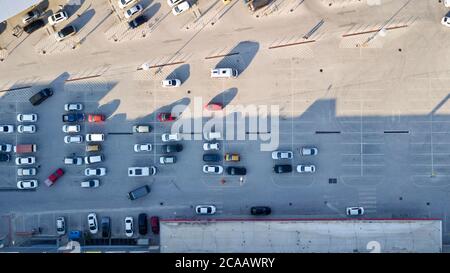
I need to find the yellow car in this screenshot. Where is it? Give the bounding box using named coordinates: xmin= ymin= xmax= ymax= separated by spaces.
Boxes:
xmin=224 ymin=153 xmax=240 ymax=162
xmin=223 ymin=0 xmax=231 ymax=4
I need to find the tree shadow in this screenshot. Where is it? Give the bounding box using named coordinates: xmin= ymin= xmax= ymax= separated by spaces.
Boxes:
xmin=140 ymin=0 xmax=155 ymax=10
xmin=215 ymin=41 xmax=259 ymax=74
xmin=68 ymin=8 xmax=95 ymax=31
xmin=166 ymin=64 xmax=190 ymax=83
xmin=97 ymin=99 xmax=121 ymax=119
xmin=142 ymin=3 xmax=161 ymax=20
xmin=153 ymin=97 xmax=191 ymax=119
xmin=207 ymin=87 xmax=238 ymax=109
xmin=0 ymin=21 xmax=6 ymax=36
xmin=63 ymin=0 xmax=87 ymax=18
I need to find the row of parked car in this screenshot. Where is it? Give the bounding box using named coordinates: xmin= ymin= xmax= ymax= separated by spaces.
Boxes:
xmin=272 ymin=147 xmax=319 ymax=174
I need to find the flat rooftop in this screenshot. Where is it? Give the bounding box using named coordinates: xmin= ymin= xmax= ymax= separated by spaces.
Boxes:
xmin=160 ymin=219 xmax=442 ymax=253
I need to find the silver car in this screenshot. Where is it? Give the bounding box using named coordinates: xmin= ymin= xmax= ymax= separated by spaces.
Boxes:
xmin=271 ymin=151 xmax=293 ymax=160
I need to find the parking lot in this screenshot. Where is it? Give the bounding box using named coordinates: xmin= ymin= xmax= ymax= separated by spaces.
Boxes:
xmin=2 ymin=0 xmax=450 ymax=248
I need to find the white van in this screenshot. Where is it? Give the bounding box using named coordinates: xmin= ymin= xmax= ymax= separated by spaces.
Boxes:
xmin=84 ymin=155 xmax=104 ymax=164
xmin=86 ymin=133 xmax=105 ymax=142
xmin=210 ymin=68 xmax=238 ymax=79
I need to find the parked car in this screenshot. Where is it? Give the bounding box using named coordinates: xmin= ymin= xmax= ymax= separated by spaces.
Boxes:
xmin=161 ymin=144 xmax=183 ymax=153
xmin=346 ymin=207 xmax=364 ymax=216
xmin=64 ymin=103 xmax=83 ymax=111
xmin=271 ymin=151 xmax=293 ymax=160
xmin=296 ymin=164 xmax=316 ymax=173
xmin=17 ymin=180 xmax=38 ymax=189
xmin=128 ymin=15 xmax=147 ymax=28
xmin=205 ymin=131 xmax=221 ymax=140
xmin=442 ymin=12 xmax=450 ymax=27
xmin=203 ymin=165 xmax=223 ymax=174
xmin=224 ymin=153 xmax=240 ymax=162
xmin=86 ymin=134 xmax=105 ymax=142
xmin=124 ymin=4 xmax=143 ymax=19
xmin=226 ymin=166 xmax=247 ymax=175
xmin=55 ymin=25 xmax=76 ymax=42
xmin=138 ymin=213 xmax=148 ymax=235
xmin=161 ymin=79 xmax=181 ymax=88
xmin=301 ymin=147 xmax=318 ymax=156
xmin=159 ymin=156 xmax=176 ymax=164
xmin=17 ymin=113 xmax=37 ymax=122
xmin=125 ymin=217 xmax=133 ymax=237
xmin=15 ymin=156 xmax=35 ymax=165
xmin=0 ymin=125 xmax=14 ymax=133
xmin=128 ymin=185 xmax=151 ymax=201
xmin=22 ymin=10 xmax=40 ymax=24
xmin=64 ymin=156 xmax=83 ymax=165
xmin=87 ymin=213 xmax=98 ymax=234
xmin=0 ymin=153 xmax=10 ymax=162
xmin=203 ymin=142 xmax=219 ymax=151
xmin=29 ymin=88 xmax=53 ymax=106
xmin=118 ymin=0 xmax=136 ymax=9
xmin=158 ymin=113 xmax=177 ymax=122
xmin=62 ymin=125 xmax=81 ymax=133
xmin=128 ymin=166 xmax=157 ymax=177
xmin=84 ymin=168 xmax=106 ymax=176
xmin=167 ymin=0 xmax=183 ymax=7
xmin=161 ymin=133 xmax=181 ymax=142
xmin=44 ymin=168 xmax=64 ymax=187
xmin=23 ymin=19 xmax=45 ymax=34
xmin=48 ymin=11 xmax=69 ymax=26
xmin=17 ymin=168 xmax=37 ymax=176
xmin=203 ymin=153 xmax=221 ymax=162
xmin=250 ymin=206 xmax=271 ymax=215
xmin=150 ymin=216 xmax=160 ymax=234
xmin=273 ymin=164 xmax=292 ymax=173
xmin=56 ymin=217 xmax=66 ymax=235
xmin=134 ymin=143 xmax=152 ymax=152
xmin=195 ymin=205 xmax=216 ymax=215
xmin=87 ymin=114 xmax=105 ymax=123
xmin=86 ymin=144 xmax=101 ymax=152
xmin=133 ymin=125 xmax=152 ymax=133
xmin=0 ymin=144 xmax=12 ymax=152
xmin=101 ymin=217 xmax=111 ymax=238
xmin=81 ymin=179 xmax=100 ymax=188
xmin=84 ymin=155 xmax=104 ymax=165
xmin=172 ymin=1 xmax=191 ymax=15
xmin=18 ymin=125 xmax=36 ymax=134
xmin=62 ymin=113 xmax=85 ymax=123
xmin=64 ymin=135 xmax=83 ymax=144
xmin=204 ymin=103 xmax=224 ymax=111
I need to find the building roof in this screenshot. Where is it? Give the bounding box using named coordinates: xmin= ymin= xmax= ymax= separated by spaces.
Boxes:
xmin=160 ymin=219 xmax=442 ymax=253
xmin=0 ymin=0 xmax=42 ymax=23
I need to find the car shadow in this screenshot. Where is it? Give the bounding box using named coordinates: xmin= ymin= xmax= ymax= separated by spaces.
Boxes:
xmin=215 ymin=41 xmax=259 ymax=75
xmin=207 ymin=87 xmax=238 ymax=109
xmin=68 ymin=8 xmax=95 ymax=31
xmin=166 ymin=64 xmax=190 ymax=84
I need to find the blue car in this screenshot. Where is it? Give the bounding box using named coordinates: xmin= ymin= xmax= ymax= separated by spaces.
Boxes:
xmin=68 ymin=230 xmax=82 ymax=241
xmin=62 ymin=113 xmax=85 ymax=123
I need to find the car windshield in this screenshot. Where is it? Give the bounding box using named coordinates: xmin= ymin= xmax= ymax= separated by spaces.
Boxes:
xmin=135 ymin=169 xmax=142 ymax=175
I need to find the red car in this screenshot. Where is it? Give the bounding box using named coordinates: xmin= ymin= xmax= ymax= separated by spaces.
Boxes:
xmin=157 ymin=113 xmax=176 ymax=122
xmin=44 ymin=168 xmax=64 ymax=187
xmin=204 ymin=103 xmax=223 ymax=111
xmin=150 ymin=216 xmax=159 ymax=234
xmin=88 ymin=114 xmax=105 ymax=123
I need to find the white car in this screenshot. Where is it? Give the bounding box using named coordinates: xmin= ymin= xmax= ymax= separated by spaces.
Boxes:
xmin=48 ymin=11 xmax=69 ymax=26
xmin=87 ymin=213 xmax=98 ymax=234
xmin=125 ymin=217 xmax=133 ymax=237
xmin=205 ymin=131 xmax=221 ymax=140
xmin=124 ymin=4 xmax=143 ymax=19
xmin=271 ymin=151 xmax=293 ymax=160
xmin=18 ymin=125 xmax=36 ymax=134
xmin=346 ymin=207 xmax=364 ymax=216
xmin=64 ymin=103 xmax=83 ymax=111
xmin=0 ymin=125 xmax=14 ymax=133
xmin=0 ymin=144 xmax=12 ymax=152
xmin=296 ymin=165 xmax=316 ymax=173
xmin=161 ymin=133 xmax=181 ymax=142
xmin=17 ymin=180 xmax=38 ymax=189
xmin=84 ymin=155 xmax=104 ymax=165
xmin=167 ymin=0 xmax=183 ymax=7
xmin=195 ymin=205 xmax=216 ymax=215
xmin=64 ymin=135 xmax=83 ymax=144
xmin=202 ymin=165 xmax=223 ymax=174
xmin=118 ymin=0 xmax=136 ymax=9
xmin=134 ymin=144 xmax=152 ymax=152
xmin=17 ymin=114 xmax=37 ymax=122
xmin=203 ymin=142 xmax=220 ymax=151
xmin=17 ymin=168 xmax=37 ymax=176
xmin=62 ymin=125 xmax=81 ymax=133
xmin=172 ymin=1 xmax=191 ymax=16
xmin=442 ymin=13 xmax=450 ymax=27
xmin=15 ymin=156 xmax=35 ymax=165
xmin=161 ymin=79 xmax=181 ymax=88
xmin=64 ymin=156 xmax=83 ymax=165
xmin=301 ymin=147 xmax=318 ymax=156
xmin=160 ymin=156 xmax=176 ymax=164
xmin=56 ymin=217 xmax=66 ymax=235
xmin=128 ymin=166 xmax=157 ymax=177
xmin=81 ymin=179 xmax=100 ymax=188
xmin=84 ymin=168 xmax=106 ymax=177
xmin=86 ymin=133 xmax=105 ymax=142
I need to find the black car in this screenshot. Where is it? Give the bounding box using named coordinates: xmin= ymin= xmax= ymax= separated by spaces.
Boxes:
xmin=0 ymin=153 xmax=10 ymax=162
xmin=62 ymin=113 xmax=85 ymax=123
xmin=101 ymin=217 xmax=111 ymax=238
xmin=138 ymin=213 xmax=148 ymax=235
xmin=226 ymin=166 xmax=247 ymax=175
xmin=203 ymin=153 xmax=221 ymax=162
xmin=29 ymin=88 xmax=53 ymax=106
xmin=23 ymin=19 xmax=45 ymax=34
xmin=56 ymin=25 xmax=76 ymax=41
xmin=128 ymin=15 xmax=147 ymax=29
xmin=273 ymin=164 xmax=292 ymax=173
xmin=128 ymin=185 xmax=151 ymax=200
xmin=251 ymin=206 xmax=271 ymax=215
xmin=161 ymin=144 xmax=183 ymax=153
